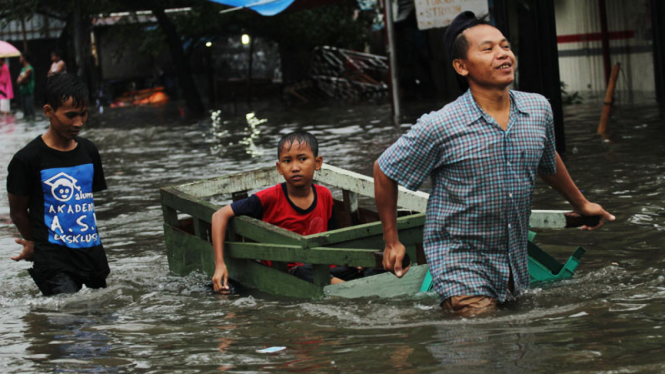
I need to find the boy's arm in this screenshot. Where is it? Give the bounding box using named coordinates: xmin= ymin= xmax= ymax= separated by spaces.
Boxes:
xmin=374 ymin=160 xmax=409 ymax=277
xmin=8 ymin=193 xmax=35 ymax=261
xmin=539 ymin=152 xmax=615 ymax=230
xmin=211 ymin=204 xmax=235 ymax=292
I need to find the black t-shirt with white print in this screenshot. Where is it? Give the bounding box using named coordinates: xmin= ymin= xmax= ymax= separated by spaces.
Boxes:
xmin=7 ymin=135 xmax=109 ymax=279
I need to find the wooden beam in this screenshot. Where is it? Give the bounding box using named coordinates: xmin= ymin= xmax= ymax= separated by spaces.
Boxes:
xmin=230 ymin=216 xmax=304 ymax=246
xmin=164 ymin=224 xmax=385 ymax=267
xmin=170 ymin=166 xmax=281 ymax=198
xmin=304 ymin=213 xmax=425 ymax=248
xmin=160 ymin=187 xmax=217 ymax=223
xmin=316 ymin=164 xmax=429 ymax=211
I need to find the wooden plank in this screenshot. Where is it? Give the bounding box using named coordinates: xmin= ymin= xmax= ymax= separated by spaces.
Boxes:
xmin=228 ymin=258 xmax=324 ymax=299
xmin=316 ymin=164 xmax=429 ymax=212
xmin=225 ymin=242 xmax=382 ymax=268
xmin=342 ymin=190 xmax=360 ymax=227
xmin=193 ymin=217 xmax=208 ymax=240
xmin=530 ymin=210 xmax=601 ymax=229
xmin=169 ymin=166 xmax=282 ymax=198
xmin=165 ymin=225 xmax=383 ymax=267
xmin=168 ymin=164 xmax=430 ymax=211
xmin=311 ymin=265 xmax=330 ymax=287
xmin=230 ymin=216 xmax=304 ymax=246
xmin=325 ymin=226 xmax=423 ymax=251
xmin=324 ymin=264 xmax=431 ymax=299
xmin=161 ymin=187 xmax=218 ymax=223
xmin=161 ymin=204 xmax=178 ymax=227
xmin=164 ymin=224 xmax=209 ymax=276
xmin=304 ymin=213 xmax=425 ymax=248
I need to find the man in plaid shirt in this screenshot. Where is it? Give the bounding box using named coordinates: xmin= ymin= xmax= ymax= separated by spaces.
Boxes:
xmin=374 ymin=12 xmax=614 ymax=315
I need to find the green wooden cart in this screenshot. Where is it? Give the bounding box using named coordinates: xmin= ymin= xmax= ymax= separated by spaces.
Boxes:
xmin=161 ymin=164 xmax=587 ymax=299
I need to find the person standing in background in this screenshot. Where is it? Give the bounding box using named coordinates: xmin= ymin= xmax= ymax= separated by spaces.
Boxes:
xmin=47 ymin=50 xmax=66 ymax=77
xmin=0 ymin=58 xmax=14 ymax=115
xmin=17 ymin=52 xmax=35 ymax=118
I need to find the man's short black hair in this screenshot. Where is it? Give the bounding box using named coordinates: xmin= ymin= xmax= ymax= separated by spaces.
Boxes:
xmin=44 ymin=73 xmax=89 ymax=111
xmin=51 ymin=49 xmax=63 ymax=58
xmin=277 ymin=131 xmax=319 ymax=159
xmin=21 ymin=51 xmax=31 ymax=62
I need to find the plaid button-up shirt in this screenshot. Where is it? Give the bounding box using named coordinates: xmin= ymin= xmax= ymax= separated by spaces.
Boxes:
xmin=378 ymin=89 xmax=557 ymax=302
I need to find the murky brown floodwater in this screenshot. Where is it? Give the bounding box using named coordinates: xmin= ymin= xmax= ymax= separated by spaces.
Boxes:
xmin=0 ymin=97 xmax=664 ymax=373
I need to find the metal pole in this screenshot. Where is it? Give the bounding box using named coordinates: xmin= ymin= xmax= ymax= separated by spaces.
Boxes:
xmin=598 ymin=0 xmax=611 ymax=85
xmin=21 ymin=18 xmax=28 ymax=52
xmin=383 ymin=0 xmax=401 ymax=124
xmin=246 ymin=34 xmax=254 ymax=107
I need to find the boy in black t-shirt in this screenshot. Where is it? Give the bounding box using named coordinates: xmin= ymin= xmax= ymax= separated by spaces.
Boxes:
xmin=7 ymin=73 xmax=110 ymax=296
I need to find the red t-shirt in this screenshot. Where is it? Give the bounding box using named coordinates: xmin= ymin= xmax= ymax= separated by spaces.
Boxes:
xmin=230 ymin=183 xmax=336 ymax=267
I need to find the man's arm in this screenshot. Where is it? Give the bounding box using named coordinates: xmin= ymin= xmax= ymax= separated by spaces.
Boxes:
xmin=539 ymin=152 xmax=615 ymax=230
xmin=211 ymin=204 xmax=235 ymax=292
xmin=374 ymin=160 xmax=409 ymax=277
xmin=8 ymin=193 xmax=35 ymax=261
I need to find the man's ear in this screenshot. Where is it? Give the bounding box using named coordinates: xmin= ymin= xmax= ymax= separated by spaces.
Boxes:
xmin=43 ymin=104 xmax=54 ymax=118
xmin=452 ymin=59 xmax=469 ymax=77
xmin=314 ymin=156 xmax=323 ymax=171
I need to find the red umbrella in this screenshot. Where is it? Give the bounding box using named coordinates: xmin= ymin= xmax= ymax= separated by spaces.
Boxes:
xmin=0 ymin=41 xmax=21 ymax=58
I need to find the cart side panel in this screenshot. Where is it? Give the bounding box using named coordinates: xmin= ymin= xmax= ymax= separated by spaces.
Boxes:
xmin=324 ymin=264 xmax=430 ymax=299
xmin=173 ymin=166 xmax=281 ymax=198
xmin=164 ymin=225 xmax=324 ymax=298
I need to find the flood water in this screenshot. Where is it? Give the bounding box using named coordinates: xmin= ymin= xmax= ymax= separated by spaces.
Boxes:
xmin=0 ymin=97 xmax=664 ymax=373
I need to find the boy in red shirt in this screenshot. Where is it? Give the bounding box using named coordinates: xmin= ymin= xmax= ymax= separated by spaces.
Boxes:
xmin=211 ymin=131 xmax=345 ymax=293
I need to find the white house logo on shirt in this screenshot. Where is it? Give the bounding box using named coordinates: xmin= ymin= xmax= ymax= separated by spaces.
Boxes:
xmin=43 ymin=172 xmax=81 ymax=202
xmin=41 ymin=164 xmax=101 ymax=249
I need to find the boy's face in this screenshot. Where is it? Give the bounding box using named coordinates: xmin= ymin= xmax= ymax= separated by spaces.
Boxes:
xmin=43 ymin=97 xmax=89 ymax=141
xmin=276 ymin=140 xmax=322 ymax=188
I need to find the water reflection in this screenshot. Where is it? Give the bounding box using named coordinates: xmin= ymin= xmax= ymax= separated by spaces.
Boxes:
xmin=22 ymin=311 xmax=121 ymax=373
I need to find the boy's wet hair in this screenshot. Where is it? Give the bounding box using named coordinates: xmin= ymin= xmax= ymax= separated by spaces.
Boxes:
xmin=277 ymin=131 xmax=319 ymax=159
xmin=44 ymin=73 xmax=89 ymax=111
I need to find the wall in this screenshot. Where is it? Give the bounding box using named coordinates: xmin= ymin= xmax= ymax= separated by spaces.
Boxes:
xmin=554 ymin=0 xmax=654 ymax=101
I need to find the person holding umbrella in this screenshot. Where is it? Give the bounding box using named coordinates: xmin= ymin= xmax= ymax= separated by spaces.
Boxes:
xmin=0 ymin=40 xmax=20 ymax=115
xmin=0 ymin=58 xmax=13 ymax=115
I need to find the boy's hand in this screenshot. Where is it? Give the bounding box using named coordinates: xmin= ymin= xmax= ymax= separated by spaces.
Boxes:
xmin=11 ymin=239 xmax=34 ymax=261
xmin=212 ymin=263 xmax=230 ymax=293
xmin=382 ymin=241 xmax=410 ymax=278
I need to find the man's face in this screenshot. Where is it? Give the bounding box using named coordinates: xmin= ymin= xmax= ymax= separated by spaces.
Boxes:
xmin=454 ymin=24 xmax=515 ymax=89
xmin=51 ymin=53 xmax=58 ymax=62
xmin=275 ymin=140 xmax=322 ymax=188
xmin=43 ymin=97 xmax=89 ymax=141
